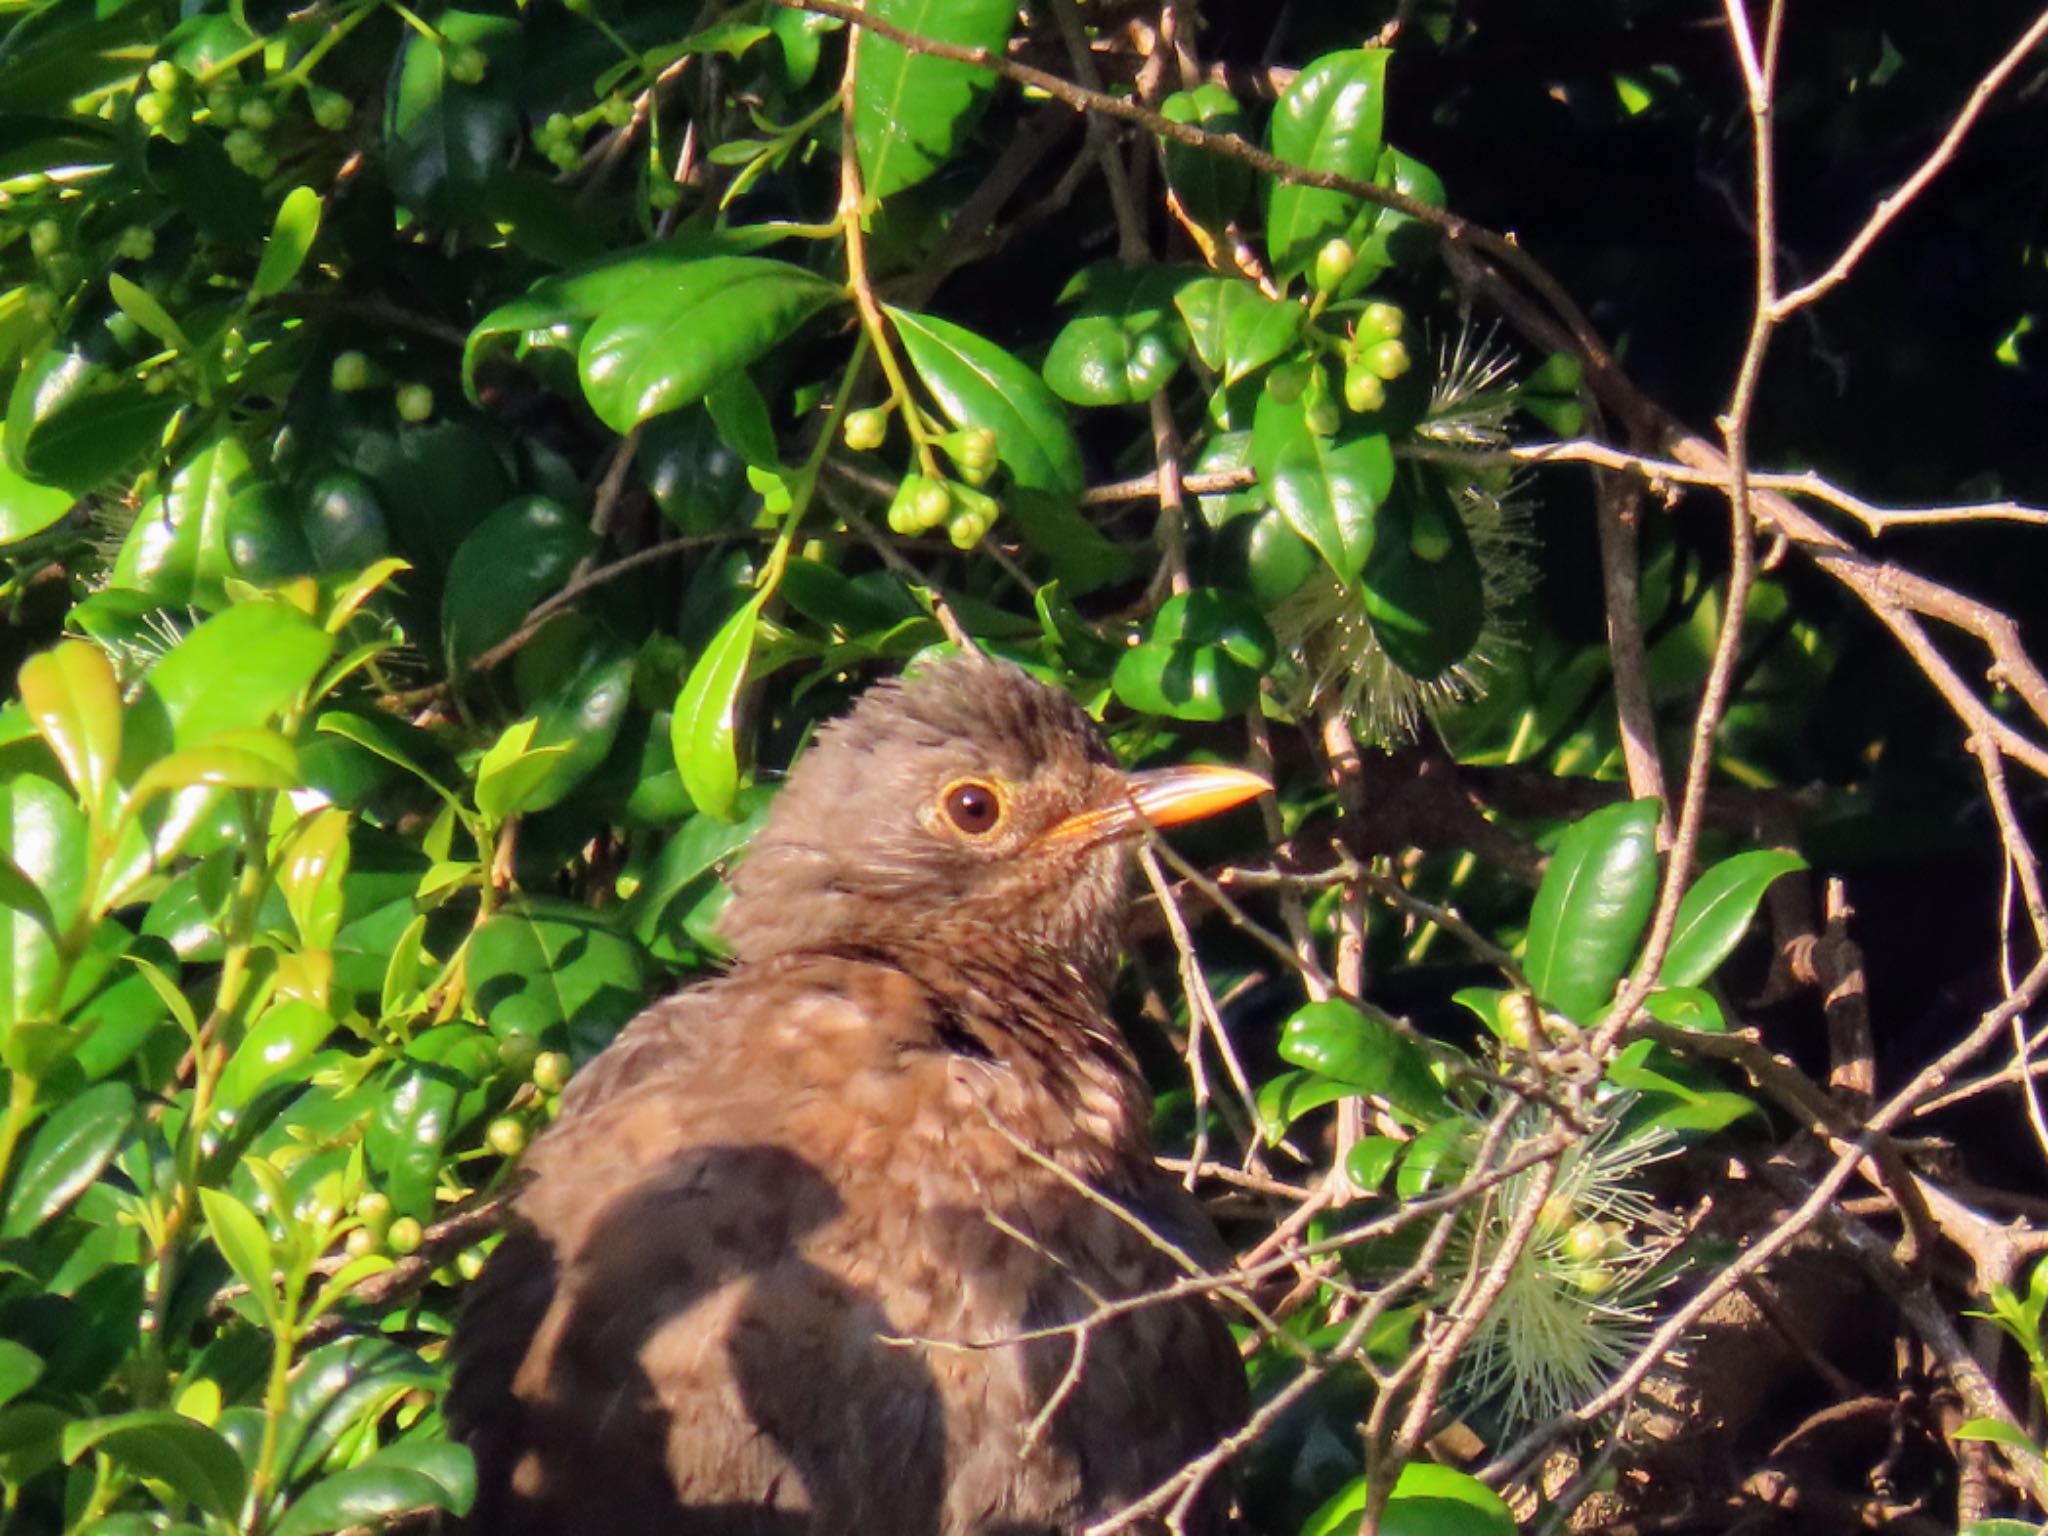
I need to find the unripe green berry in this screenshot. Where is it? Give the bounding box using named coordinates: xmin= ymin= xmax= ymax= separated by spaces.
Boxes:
xmin=223 ymin=127 xmax=264 ymax=169
xmin=885 ymin=474 xmax=925 ymax=535
xmin=600 ymin=96 xmax=633 ymax=127
xmin=238 ymin=96 xmax=275 ymax=131
xmin=395 ymin=382 xmax=435 ymax=422
xmin=1567 ymin=1262 xmax=1614 ymax=1297
xmin=1342 ymin=362 xmax=1385 ymax=415
xmin=1359 ymin=301 xmax=1404 ymax=340
xmin=497 ymin=1032 xmax=539 ymax=1077
xmin=310 ymin=89 xmax=353 ymax=131
xmin=355 ymin=1190 xmax=395 ymax=1236
xmin=28 ymin=219 xmax=61 ymax=260
xmin=345 ymin=1225 xmax=382 ymax=1259
xmin=485 ymin=1116 xmax=528 ymax=1157
xmin=1563 ymin=1219 xmax=1610 ymax=1264
xmin=946 ymin=510 xmax=986 ymax=550
xmin=911 ymin=478 xmax=953 ymax=531
xmin=330 ymin=350 xmax=372 ymax=392
xmin=385 ymin=1216 xmax=424 ymax=1255
xmin=543 ymin=112 xmax=575 ymax=146
xmin=1362 ymin=338 xmax=1412 ymax=381
xmin=841 ymin=406 xmax=888 ymax=452
xmin=205 ymin=87 xmax=239 ymax=121
xmin=135 ymin=91 xmax=173 ymax=128
xmin=116 ymin=226 xmax=155 ymax=262
xmin=1312 ymin=237 xmax=1356 ymax=295
xmin=146 ymin=60 xmax=183 ymax=94
xmin=532 ymin=1051 xmax=572 ymax=1094
xmin=447 ymin=44 xmax=488 ymax=85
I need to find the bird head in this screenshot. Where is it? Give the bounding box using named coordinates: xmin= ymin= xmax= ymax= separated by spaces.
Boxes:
xmin=717 ymin=657 xmax=1267 ymax=982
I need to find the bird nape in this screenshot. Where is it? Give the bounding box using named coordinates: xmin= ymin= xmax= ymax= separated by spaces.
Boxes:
xmin=448 ymin=657 xmax=1267 ymax=1536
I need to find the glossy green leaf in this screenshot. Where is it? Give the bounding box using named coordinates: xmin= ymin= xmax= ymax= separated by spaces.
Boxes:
xmin=0 ymin=426 xmax=75 ymax=544
xmin=106 ymin=274 xmax=186 ymax=353
xmin=18 ymin=640 xmax=121 ymax=812
xmin=1643 ymin=986 xmax=1726 ymax=1033
xmin=0 ymin=774 xmax=87 ymax=1027
xmin=1277 ymin=1000 xmax=1448 ymax=1126
xmin=273 ymin=1452 xmax=471 ymax=1536
xmin=1242 ymin=507 xmax=1318 ymax=605
xmin=125 ymin=739 xmax=300 ymax=809
xmin=515 ymin=626 xmax=637 ymax=814
xmin=142 ymin=603 xmax=333 ymax=747
xmin=1266 ymin=49 xmax=1391 ymax=279
xmin=1042 ymin=265 xmax=1190 ymax=407
xmin=1173 ymin=276 xmax=1301 ymax=385
xmin=1344 ymin=1135 xmax=1404 ymax=1195
xmin=196 ymin=1186 xmax=275 ymax=1317
xmin=672 ymin=593 xmax=767 ymax=822
xmin=1352 ymin=146 xmax=1448 ymax=283
xmin=251 ymin=186 xmax=324 ymax=302
xmin=2 ymin=1082 xmax=134 ymax=1236
xmin=366 ymin=1059 xmax=461 ymax=1219
xmin=1250 ymin=388 xmax=1391 ymax=582
xmin=383 ymin=10 xmax=520 ymax=218
xmin=1160 ymin=85 xmax=1255 ymax=228
xmin=1358 ymin=469 xmax=1486 ymax=680
xmin=887 ymin=307 xmax=1085 ymax=496
xmin=474 ymin=717 xmax=572 ymax=824
xmin=1111 ymin=589 xmax=1275 ymax=722
xmin=441 ymin=496 xmax=594 ymax=671
xmin=216 ymin=1000 xmax=333 ymax=1116
xmin=468 ymin=898 xmax=645 ymax=1059
xmin=0 ymin=1340 xmax=42 ymax=1411
xmin=1303 ymin=1463 xmax=1517 ymax=1536
xmin=109 ymin=433 xmax=255 ymax=608
xmin=62 ymin=1411 xmax=247 ymax=1520
xmin=278 ymin=810 xmax=351 ymax=952
xmin=579 ymin=258 xmax=839 ymax=434
xmin=462 ymin=230 xmax=789 ymax=394
xmin=852 ymin=0 xmax=1015 ymax=201
xmin=6 ymin=345 xmax=175 ymax=496
xmin=1659 ymin=848 xmax=1806 ymax=988
xmin=1524 ymin=797 xmax=1663 ymax=1020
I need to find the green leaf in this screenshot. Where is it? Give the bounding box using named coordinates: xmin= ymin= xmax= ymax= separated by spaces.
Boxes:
xmin=17 ymin=640 xmax=121 ymax=812
xmin=462 ymin=230 xmax=790 ymax=395
xmin=1173 ymin=276 xmax=1301 ymax=385
xmin=468 ymin=898 xmax=645 ymax=1060
xmin=441 ymin=496 xmax=594 ymax=671
xmin=1358 ymin=468 xmax=1486 ymax=680
xmin=1042 ymin=264 xmax=1190 ymax=407
xmin=886 ymin=306 xmax=1085 ymax=496
xmin=196 ymin=1186 xmax=276 ymax=1318
xmin=0 ymin=426 xmax=76 ymax=544
xmin=123 ymin=739 xmax=300 ymax=815
xmin=1959 ymin=1518 xmax=2048 ymax=1536
xmin=60 ymin=1411 xmax=247 ymax=1521
xmin=0 ymin=774 xmax=87 ymax=1028
xmin=1266 ymin=49 xmax=1391 ymax=279
xmin=272 ymin=1449 xmax=473 ymax=1536
xmin=2 ymin=1082 xmax=134 ymax=1236
xmin=251 ymin=185 xmax=324 ymax=302
xmin=1159 ymin=85 xmax=1255 ymax=229
xmin=514 ymin=625 xmax=636 ymax=814
xmin=1523 ymin=797 xmax=1663 ymax=1020
xmin=366 ymin=1059 xmax=462 ymax=1220
xmin=106 ymin=274 xmax=187 ymax=353
xmin=473 ymin=717 xmax=572 ymax=823
xmin=1659 ymin=848 xmax=1806 ymax=988
xmin=1344 ymin=1134 xmax=1403 ymax=1194
xmin=109 ymin=432 xmax=256 ymax=609
xmin=852 ymin=0 xmax=1016 ymax=201
xmin=142 ymin=603 xmax=334 ymax=747
xmin=1250 ymin=388 xmax=1391 ymax=582
xmin=1253 ymin=1068 xmax=1352 ymax=1143
xmin=578 ymin=258 xmax=839 ymax=434
xmin=383 ymin=10 xmax=520 ymax=219
xmin=672 ymin=593 xmax=767 ymax=821
xmin=1277 ymin=1000 xmax=1448 ymax=1126
xmin=216 ymin=1000 xmax=333 ymax=1116
xmin=5 ymin=347 xmax=175 ymax=497
xmin=0 ymin=1340 xmax=42 ymax=1411
xmin=1110 ymin=589 xmax=1275 ymax=722
xmin=278 ymin=809 xmax=351 ymax=952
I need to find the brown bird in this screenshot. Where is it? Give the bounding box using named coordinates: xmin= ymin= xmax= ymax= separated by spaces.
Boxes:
xmin=449 ymin=657 xmax=1265 ymax=1535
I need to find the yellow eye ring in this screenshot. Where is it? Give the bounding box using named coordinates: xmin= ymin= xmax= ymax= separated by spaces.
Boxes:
xmin=938 ymin=778 xmax=1005 ymax=837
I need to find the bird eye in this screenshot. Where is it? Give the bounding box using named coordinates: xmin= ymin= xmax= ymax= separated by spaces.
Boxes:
xmin=940 ymin=779 xmax=1004 ymax=837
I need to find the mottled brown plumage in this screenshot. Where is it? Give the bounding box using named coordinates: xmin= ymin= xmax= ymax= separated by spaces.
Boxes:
xmin=449 ymin=658 xmax=1263 ymax=1535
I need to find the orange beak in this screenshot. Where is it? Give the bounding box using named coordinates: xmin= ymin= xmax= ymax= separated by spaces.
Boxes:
xmin=1042 ymin=763 xmax=1269 ymax=847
